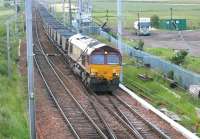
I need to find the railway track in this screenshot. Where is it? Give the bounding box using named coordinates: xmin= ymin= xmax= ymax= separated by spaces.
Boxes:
xmin=93 ymin=93 xmax=170 ymax=139
xmin=34 ymin=8 xmax=141 ymax=138
xmin=33 ymin=10 xmax=108 ymax=139
xmin=33 ymin=5 xmax=185 ymax=139
xmin=34 ymin=11 xmax=139 ymax=138
xmin=35 ymin=14 xmax=170 ymax=138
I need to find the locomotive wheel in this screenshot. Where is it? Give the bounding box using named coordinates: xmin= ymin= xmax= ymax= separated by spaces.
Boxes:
xmin=84 ymin=79 xmax=88 ymax=87
xmin=84 ymin=76 xmax=89 ymax=88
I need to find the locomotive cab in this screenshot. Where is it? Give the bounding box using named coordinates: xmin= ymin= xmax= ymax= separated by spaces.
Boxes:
xmin=89 ymin=46 xmax=121 ymax=92
xmin=68 ymin=34 xmax=122 ymax=92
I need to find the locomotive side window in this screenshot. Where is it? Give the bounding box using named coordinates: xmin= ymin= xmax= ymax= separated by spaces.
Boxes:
xmin=91 ymin=54 xmax=104 ymax=64
xmin=107 ymin=54 xmax=120 ymax=65
xmin=65 ymin=41 xmax=68 ymax=51
xmin=82 ymin=55 xmax=86 ymax=66
xmin=60 ymin=37 xmax=62 ymax=46
xmin=55 ymin=32 xmax=57 ymax=41
xmin=70 ymin=43 xmax=73 ymax=53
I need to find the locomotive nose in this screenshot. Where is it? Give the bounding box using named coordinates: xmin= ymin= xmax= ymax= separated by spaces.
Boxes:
xmin=90 ymin=65 xmax=120 ymax=80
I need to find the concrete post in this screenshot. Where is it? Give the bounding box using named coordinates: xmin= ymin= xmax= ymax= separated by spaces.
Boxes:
xmin=6 ymin=23 xmax=11 ymax=79
xmin=25 ymin=0 xmax=35 ymax=138
xmin=68 ymin=0 xmax=72 ymax=26
xmin=117 ymin=0 xmax=123 ymax=82
xmin=62 ymin=0 xmax=65 ymax=25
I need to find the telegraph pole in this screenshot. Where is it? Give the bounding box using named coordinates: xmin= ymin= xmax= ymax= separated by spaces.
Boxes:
xmin=6 ymin=22 xmax=11 ymax=79
xmin=117 ymin=0 xmax=123 ymax=82
xmin=62 ymin=0 xmax=65 ymax=25
xmin=15 ymin=0 xmax=19 ymax=35
xmin=54 ymin=0 xmax=56 ymax=18
xmin=25 ymin=0 xmax=35 ymax=138
xmin=77 ymin=0 xmax=83 ymax=32
xmin=137 ymin=12 xmax=140 ymax=32
xmin=170 ymin=8 xmax=173 ymax=29
xmin=68 ymin=0 xmax=72 ymax=26
xmin=170 ymin=8 xmax=173 ymax=21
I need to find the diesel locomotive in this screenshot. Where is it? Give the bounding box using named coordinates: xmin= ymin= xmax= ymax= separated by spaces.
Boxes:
xmin=39 ymin=6 xmax=122 ymax=92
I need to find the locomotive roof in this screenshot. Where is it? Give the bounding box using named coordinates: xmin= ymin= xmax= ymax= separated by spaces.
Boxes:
xmin=69 ymin=34 xmax=110 ymax=55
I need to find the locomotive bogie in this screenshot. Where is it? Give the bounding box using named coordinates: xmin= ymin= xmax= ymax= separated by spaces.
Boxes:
xmin=89 ymin=77 xmax=120 ymax=92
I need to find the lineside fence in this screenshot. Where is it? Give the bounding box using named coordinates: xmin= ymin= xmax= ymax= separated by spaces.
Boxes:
xmin=98 ymin=30 xmax=200 ymax=89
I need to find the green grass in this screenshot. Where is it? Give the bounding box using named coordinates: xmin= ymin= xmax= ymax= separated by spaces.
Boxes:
xmin=0 ymin=4 xmax=28 ymax=139
xmin=145 ymin=47 xmax=200 ymax=74
xmin=123 ymin=58 xmax=200 ymax=133
xmin=92 ymin=0 xmax=200 ymax=30
xmin=145 ymin=47 xmax=174 ymax=60
xmin=183 ymin=56 xmax=200 ymax=74
xmin=0 ymin=73 xmax=28 ymax=139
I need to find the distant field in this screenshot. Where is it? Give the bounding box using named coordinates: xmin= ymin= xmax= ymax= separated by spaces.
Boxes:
xmin=92 ymin=0 xmax=200 ymax=30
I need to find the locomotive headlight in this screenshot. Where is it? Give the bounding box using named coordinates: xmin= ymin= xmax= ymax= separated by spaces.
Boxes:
xmin=91 ymin=72 xmax=97 ymax=76
xmin=113 ymin=73 xmax=119 ymax=77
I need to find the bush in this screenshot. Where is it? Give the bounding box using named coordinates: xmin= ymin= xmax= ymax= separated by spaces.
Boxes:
xmin=0 ymin=60 xmax=7 ymax=75
xmin=170 ymin=50 xmax=188 ymax=65
xmin=3 ymin=3 xmax=10 ymax=8
xmin=151 ymin=15 xmax=160 ymax=28
xmin=167 ymin=70 xmax=174 ymax=80
xmin=135 ymin=39 xmax=144 ymax=51
xmin=108 ymin=31 xmax=117 ymax=39
xmin=0 ymin=26 xmax=6 ymax=36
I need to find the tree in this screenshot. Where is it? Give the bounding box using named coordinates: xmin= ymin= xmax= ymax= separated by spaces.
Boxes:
xmin=170 ymin=50 xmax=188 ymax=65
xmin=136 ymin=39 xmax=144 ymax=51
xmin=151 ymin=15 xmax=160 ymax=28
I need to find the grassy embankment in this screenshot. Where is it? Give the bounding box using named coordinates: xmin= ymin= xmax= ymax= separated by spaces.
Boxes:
xmin=93 ymin=34 xmax=200 ymax=135
xmin=0 ymin=3 xmax=28 ymax=139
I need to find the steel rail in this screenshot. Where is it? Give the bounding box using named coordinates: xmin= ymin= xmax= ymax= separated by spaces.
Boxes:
xmin=36 ymin=20 xmax=143 ymax=138
xmin=91 ymin=92 xmax=144 ymax=139
xmin=34 ymin=57 xmax=80 ymax=139
xmin=108 ymin=95 xmax=144 ymax=139
xmin=36 ymin=5 xmax=170 ymax=139
xmin=46 ymin=55 xmax=119 ymax=139
xmin=34 ymin=10 xmax=108 ymax=139
xmin=89 ymin=99 xmax=118 ymax=139
xmin=33 ymin=10 xmax=80 ymax=139
xmin=113 ymin=93 xmax=171 ymax=139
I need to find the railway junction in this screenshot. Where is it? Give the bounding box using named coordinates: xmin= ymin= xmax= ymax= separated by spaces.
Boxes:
xmin=1 ymin=0 xmax=200 ymax=139
xmin=26 ymin=1 xmax=198 ymax=139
